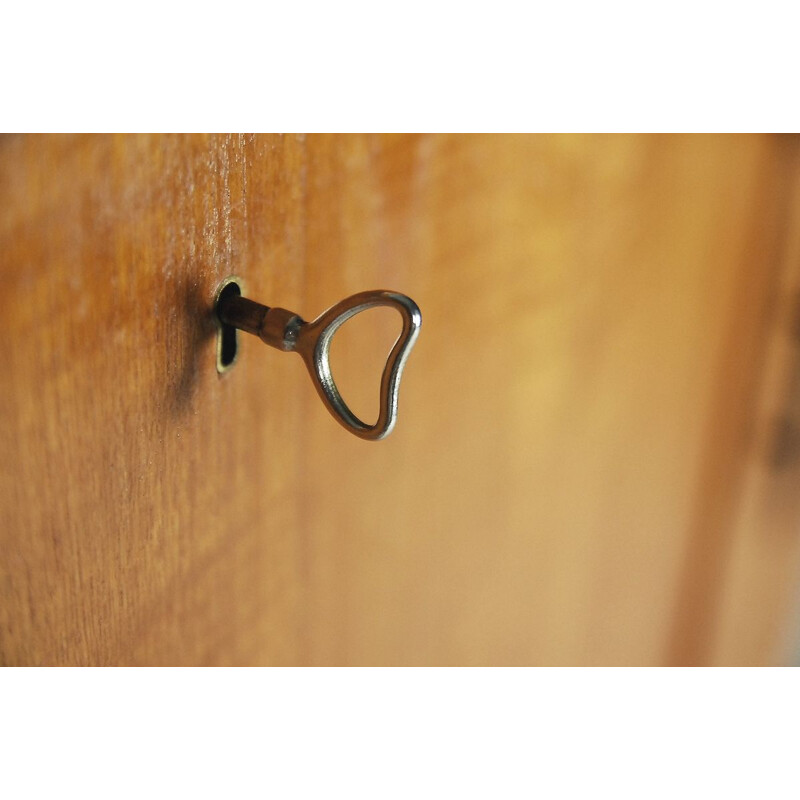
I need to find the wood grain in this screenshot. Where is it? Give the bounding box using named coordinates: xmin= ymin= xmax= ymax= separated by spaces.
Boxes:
xmin=706 ymin=140 xmax=800 ymax=665
xmin=0 ymin=134 xmax=797 ymax=665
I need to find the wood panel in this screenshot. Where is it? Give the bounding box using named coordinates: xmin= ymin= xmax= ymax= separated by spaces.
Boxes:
xmin=0 ymin=134 xmax=797 ymax=665
xmin=707 ymin=142 xmax=800 ymax=666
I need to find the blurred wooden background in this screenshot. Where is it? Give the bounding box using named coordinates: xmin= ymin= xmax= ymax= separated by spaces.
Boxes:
xmin=2 ymin=133 xmax=800 ymax=665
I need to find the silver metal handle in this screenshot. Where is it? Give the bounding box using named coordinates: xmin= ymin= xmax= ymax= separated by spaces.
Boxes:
xmin=217 ymin=288 xmax=422 ymax=440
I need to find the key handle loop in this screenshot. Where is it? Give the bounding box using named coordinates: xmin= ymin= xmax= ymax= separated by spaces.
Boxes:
xmin=295 ymin=291 xmax=422 ymax=440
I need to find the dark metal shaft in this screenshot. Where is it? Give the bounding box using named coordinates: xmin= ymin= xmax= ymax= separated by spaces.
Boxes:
xmin=217 ymin=295 xmax=270 ymax=338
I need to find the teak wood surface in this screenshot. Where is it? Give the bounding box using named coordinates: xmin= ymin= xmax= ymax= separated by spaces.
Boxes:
xmin=2 ymin=133 xmax=800 ymax=666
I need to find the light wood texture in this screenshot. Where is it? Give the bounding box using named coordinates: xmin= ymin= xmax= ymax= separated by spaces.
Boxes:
xmin=1 ymin=134 xmax=798 ymax=665
xmin=707 ymin=143 xmax=800 ymax=665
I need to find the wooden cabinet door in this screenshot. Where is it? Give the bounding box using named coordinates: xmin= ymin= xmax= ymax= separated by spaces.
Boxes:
xmin=2 ymin=134 xmax=799 ymax=665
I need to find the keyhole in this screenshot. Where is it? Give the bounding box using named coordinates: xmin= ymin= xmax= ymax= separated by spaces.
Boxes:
xmin=214 ymin=277 xmax=242 ymax=372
